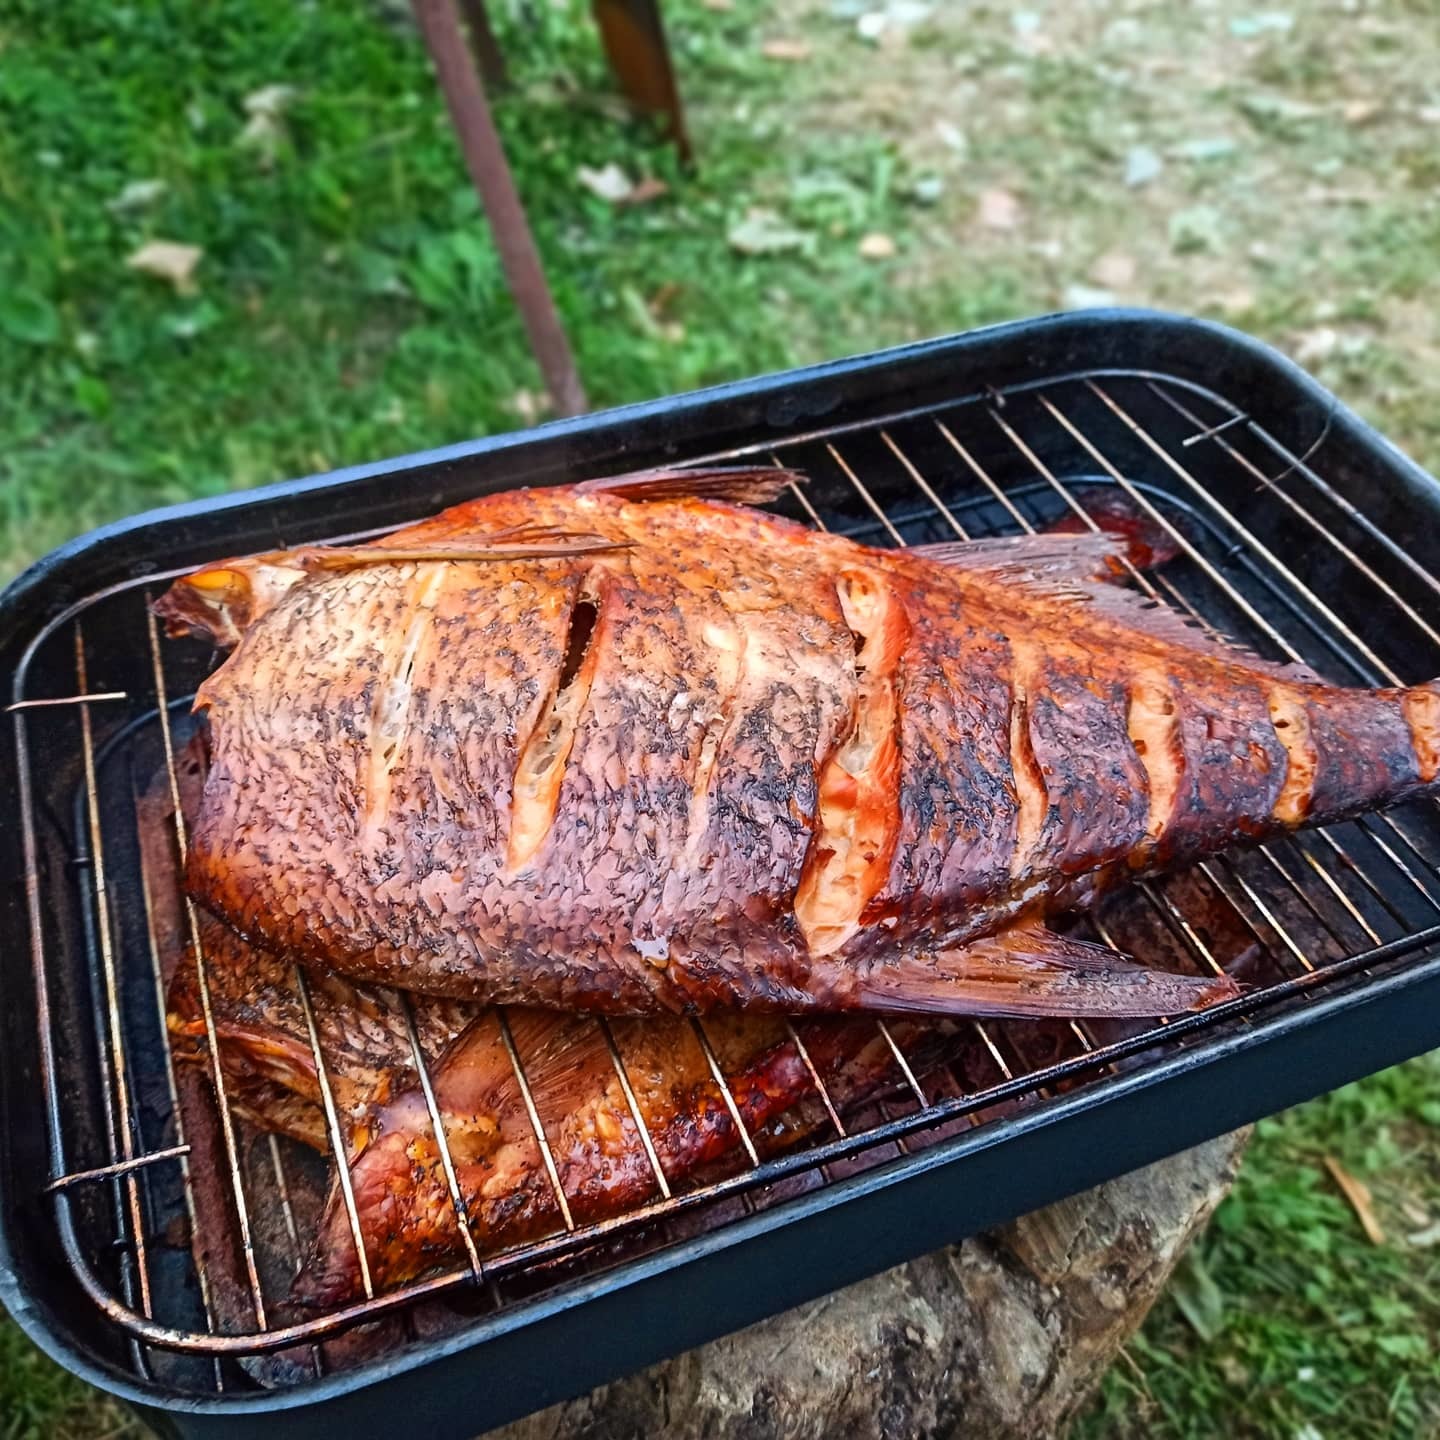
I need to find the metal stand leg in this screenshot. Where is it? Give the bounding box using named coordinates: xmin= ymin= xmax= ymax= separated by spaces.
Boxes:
xmin=411 ymin=0 xmax=587 ymax=418
xmin=457 ymin=0 xmax=509 ymax=91
xmin=591 ymin=0 xmax=692 ymax=162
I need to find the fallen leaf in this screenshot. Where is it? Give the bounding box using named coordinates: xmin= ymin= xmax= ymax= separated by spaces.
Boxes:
xmin=1407 ymin=1220 xmax=1440 ymax=1248
xmin=238 ymin=83 xmax=299 ymax=163
xmin=1229 ymin=11 xmax=1294 ymax=38
xmin=508 ymin=389 xmax=545 ymax=425
xmin=1061 ymin=283 xmax=1116 ymax=310
xmin=577 ymin=162 xmax=635 ymax=204
xmin=977 ymin=187 xmax=1021 ymax=230
xmin=1342 ymin=99 xmax=1381 ymax=125
xmin=107 ymin=178 xmax=167 ymax=214
xmin=1215 ymin=287 xmax=1255 ymax=316
xmin=1124 ymin=145 xmax=1163 ymax=188
xmin=1091 ymin=251 xmax=1136 ymax=289
xmin=727 ymin=208 xmax=811 ymax=256
xmin=622 ymin=177 xmax=669 ymax=206
xmin=761 ymin=38 xmax=811 ymax=60
xmin=1294 ymin=326 xmax=1339 ymax=364
xmin=243 ymin=83 xmax=298 ymax=120
xmin=857 ymin=231 xmax=897 ymax=259
xmin=126 ymin=240 xmax=203 ymax=294
xmin=1324 ymin=1156 xmax=1386 ymax=1245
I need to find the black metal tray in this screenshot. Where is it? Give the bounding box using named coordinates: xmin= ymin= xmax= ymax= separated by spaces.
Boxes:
xmin=3 ymin=309 xmax=1440 ymax=1437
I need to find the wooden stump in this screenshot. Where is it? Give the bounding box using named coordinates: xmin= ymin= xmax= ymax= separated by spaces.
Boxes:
xmin=489 ymin=1130 xmax=1250 ymax=1440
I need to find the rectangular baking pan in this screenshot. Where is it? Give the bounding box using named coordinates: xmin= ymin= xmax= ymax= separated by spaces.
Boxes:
xmin=2 ymin=309 xmax=1439 ymax=1437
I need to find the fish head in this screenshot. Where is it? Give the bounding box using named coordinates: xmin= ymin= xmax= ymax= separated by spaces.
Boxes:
xmin=153 ymin=554 xmax=310 ymax=648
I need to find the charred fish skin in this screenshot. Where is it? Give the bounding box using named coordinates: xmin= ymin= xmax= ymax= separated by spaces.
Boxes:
xmin=166 ymin=909 xmax=476 ymax=1151
xmin=157 ymin=468 xmax=1440 ymax=1020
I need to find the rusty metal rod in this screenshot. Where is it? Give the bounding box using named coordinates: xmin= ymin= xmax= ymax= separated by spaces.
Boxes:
xmin=457 ymin=0 xmax=509 ymax=91
xmin=411 ymin=0 xmax=587 ymax=417
xmin=591 ymin=0 xmax=692 ymax=163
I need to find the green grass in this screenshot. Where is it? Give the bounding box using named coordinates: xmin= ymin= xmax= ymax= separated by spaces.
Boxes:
xmin=2 ymin=0 xmax=1440 ymax=1436
xmin=1079 ymin=1055 xmax=1440 ymax=1440
xmin=0 ymin=0 xmax=1022 ymax=579
xmin=0 ymin=1318 xmax=136 ymax=1440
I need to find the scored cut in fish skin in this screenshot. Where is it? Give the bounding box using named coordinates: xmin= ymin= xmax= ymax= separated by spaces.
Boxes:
xmin=155 ymin=466 xmax=1440 ymax=1019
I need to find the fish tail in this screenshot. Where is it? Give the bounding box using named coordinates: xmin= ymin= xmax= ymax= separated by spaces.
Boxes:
xmin=1271 ymin=678 xmax=1440 ymax=831
xmin=1402 ymin=679 xmax=1440 ymax=787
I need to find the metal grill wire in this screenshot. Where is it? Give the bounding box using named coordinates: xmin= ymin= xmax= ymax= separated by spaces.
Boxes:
xmin=11 ymin=369 xmax=1440 ymax=1384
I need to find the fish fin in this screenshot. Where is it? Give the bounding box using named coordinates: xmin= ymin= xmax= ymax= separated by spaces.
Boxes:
xmin=287 ymin=537 xmax=629 ymax=572
xmin=911 ymin=532 xmax=1126 ymax=583
xmin=1071 ymin=581 xmax=1323 ymax=682
xmin=577 ymin=465 xmax=802 ymax=506
xmin=853 ymin=925 xmax=1239 ymax=1018
xmin=1042 ymin=485 xmax=1184 ymax=569
xmin=913 ymin=534 xmax=1321 ymax=682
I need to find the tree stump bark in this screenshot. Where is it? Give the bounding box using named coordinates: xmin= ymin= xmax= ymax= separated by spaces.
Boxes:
xmin=488 ymin=1130 xmax=1249 ymax=1440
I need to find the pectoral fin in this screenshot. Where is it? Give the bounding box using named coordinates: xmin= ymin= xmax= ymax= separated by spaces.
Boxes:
xmin=853 ymin=925 xmax=1238 ymax=1018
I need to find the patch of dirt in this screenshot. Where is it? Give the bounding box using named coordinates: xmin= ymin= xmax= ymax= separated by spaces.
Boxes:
xmin=770 ymin=0 xmax=1440 ymax=466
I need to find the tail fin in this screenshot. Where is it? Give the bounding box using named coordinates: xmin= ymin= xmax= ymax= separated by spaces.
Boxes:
xmin=1280 ymin=678 xmax=1440 ymax=830
xmin=850 ymin=924 xmax=1238 ymax=1019
xmin=1402 ymin=681 xmax=1440 ymax=787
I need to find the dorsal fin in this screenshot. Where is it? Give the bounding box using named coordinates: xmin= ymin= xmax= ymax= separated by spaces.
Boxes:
xmin=1057 ymin=579 xmax=1323 ymax=684
xmin=285 ymin=538 xmax=627 ymax=572
xmin=576 ymin=465 xmax=801 ymax=506
xmin=911 ymin=532 xmax=1125 ymax=584
xmin=910 ymin=533 xmax=1321 ymax=684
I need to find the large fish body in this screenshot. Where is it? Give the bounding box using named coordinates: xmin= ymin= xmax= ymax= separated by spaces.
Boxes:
xmin=157 ymin=468 xmax=1440 ymax=1019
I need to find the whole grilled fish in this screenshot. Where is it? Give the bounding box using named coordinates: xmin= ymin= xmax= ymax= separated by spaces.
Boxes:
xmin=167 ymin=911 xmax=472 ymax=1152
xmin=156 ymin=467 xmax=1440 ymax=1019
